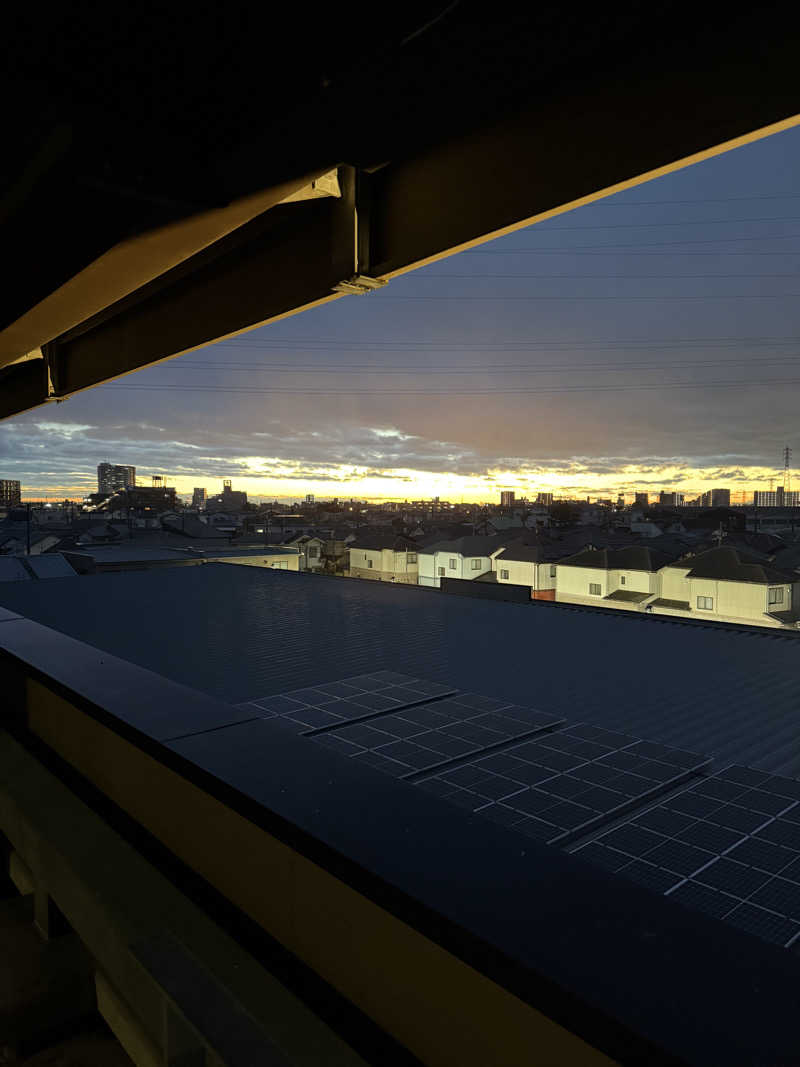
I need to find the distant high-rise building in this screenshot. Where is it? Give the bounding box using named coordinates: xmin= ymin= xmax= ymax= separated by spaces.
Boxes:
xmin=634 ymin=492 xmax=649 ymax=507
xmin=701 ymin=488 xmax=731 ymax=507
xmin=754 ymin=487 xmax=800 ymax=506
xmin=206 ymin=479 xmax=248 ymax=512
xmin=97 ymin=463 xmax=136 ymax=494
xmin=306 ymin=493 xmax=315 ymax=504
xmin=658 ymin=491 xmax=684 ymax=507
xmin=500 ymin=491 xmax=515 ymax=507
xmin=536 ymin=492 xmax=554 ymax=505
xmin=192 ymin=487 xmax=207 ymax=509
xmin=0 ymin=480 xmax=21 ymax=506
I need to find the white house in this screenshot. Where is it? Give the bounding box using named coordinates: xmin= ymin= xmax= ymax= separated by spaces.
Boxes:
xmin=649 ymin=547 xmax=800 ymax=629
xmin=347 ymin=533 xmax=419 ymax=583
xmin=556 ymin=546 xmax=675 ymax=610
xmin=417 ymin=534 xmax=518 ymax=588
xmin=492 ymin=542 xmax=557 ymax=599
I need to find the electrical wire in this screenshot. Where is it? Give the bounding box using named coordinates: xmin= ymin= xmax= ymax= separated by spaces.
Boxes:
xmin=369 ymin=293 xmax=800 ymax=301
xmin=463 ymin=233 xmax=800 ymax=251
xmin=501 ymin=214 xmax=800 ymax=231
xmin=590 ymin=193 xmax=800 ymax=206
xmin=106 ymin=376 xmax=800 ymax=397
xmin=174 ymin=357 xmax=800 ymax=374
xmin=216 ymin=334 xmax=800 ymax=348
xmin=409 ymin=273 xmax=800 ymax=279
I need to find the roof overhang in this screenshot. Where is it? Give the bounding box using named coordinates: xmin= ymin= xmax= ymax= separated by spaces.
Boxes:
xmin=2 ymin=10 xmax=800 ymax=418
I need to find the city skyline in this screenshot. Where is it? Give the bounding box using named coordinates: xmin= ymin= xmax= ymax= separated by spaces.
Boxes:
xmin=3 ymin=128 xmax=800 ymax=501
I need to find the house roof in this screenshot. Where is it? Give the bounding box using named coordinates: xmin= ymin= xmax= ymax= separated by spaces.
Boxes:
xmin=422 ymin=533 xmax=520 ymax=557
xmin=559 ymin=545 xmax=677 ymax=572
xmin=1 ymin=564 xmax=800 ymax=777
xmin=674 ymin=547 xmax=798 ymax=585
xmin=650 ymin=597 xmax=690 ymax=612
xmin=348 ymin=533 xmax=417 ymax=551
xmin=494 ymin=542 xmax=547 ymax=563
xmin=604 ymin=589 xmax=651 ymax=603
xmin=0 ymin=557 xmax=31 ymax=581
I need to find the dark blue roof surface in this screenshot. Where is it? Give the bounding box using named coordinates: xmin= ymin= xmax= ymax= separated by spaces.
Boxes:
xmin=0 ymin=564 xmax=799 ymax=776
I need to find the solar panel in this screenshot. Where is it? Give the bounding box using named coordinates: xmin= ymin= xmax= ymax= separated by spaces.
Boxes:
xmin=310 ymin=693 xmax=565 ymax=778
xmin=415 ymin=725 xmax=710 ymax=843
xmin=571 ymin=766 xmax=800 ymax=949
xmin=238 ymin=673 xmax=456 ymax=731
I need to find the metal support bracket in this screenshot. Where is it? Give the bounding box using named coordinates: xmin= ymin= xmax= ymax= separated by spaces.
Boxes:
xmin=331 ymin=167 xmax=387 ymax=296
xmin=42 ymin=341 xmax=67 ymax=403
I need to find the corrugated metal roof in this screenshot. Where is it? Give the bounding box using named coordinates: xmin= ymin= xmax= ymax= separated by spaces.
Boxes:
xmin=0 ymin=564 xmax=799 ymax=777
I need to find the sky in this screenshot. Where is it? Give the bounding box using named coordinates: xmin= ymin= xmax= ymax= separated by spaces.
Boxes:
xmin=4 ymin=125 xmax=800 ymax=503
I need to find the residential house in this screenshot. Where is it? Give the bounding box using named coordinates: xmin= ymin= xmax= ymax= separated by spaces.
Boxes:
xmin=651 ymin=547 xmax=800 ymax=629
xmin=347 ymin=533 xmax=419 ymax=583
xmin=417 ymin=534 xmax=516 ymax=588
xmin=0 ymin=527 xmax=62 ymax=556
xmin=492 ymin=542 xmax=558 ymax=600
xmin=288 ymin=534 xmax=326 ymax=571
xmin=556 ymin=546 xmax=676 ymax=610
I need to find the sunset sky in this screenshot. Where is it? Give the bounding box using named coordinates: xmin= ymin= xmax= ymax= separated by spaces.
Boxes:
xmin=4 ymin=125 xmax=800 ymax=503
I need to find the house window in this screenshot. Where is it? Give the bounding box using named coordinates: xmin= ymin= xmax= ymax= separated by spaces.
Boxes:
xmin=449 ymin=558 xmax=457 ymax=569
xmin=768 ymin=587 xmax=785 ymax=605
xmin=408 ymin=552 xmax=417 ymax=563
xmin=438 ymin=566 xmax=446 ymax=576
xmin=697 ymin=596 xmax=713 ymax=610
xmin=308 ymin=546 xmax=319 ymax=558
xmin=550 ymin=565 xmax=556 ymax=578
xmin=620 ymin=575 xmax=626 ymax=585
xmin=367 ymin=559 xmax=373 ymax=569
xmin=471 ymin=558 xmax=481 ymax=570
xmin=589 ymin=583 xmax=601 ymax=596
xmin=500 ymin=569 xmax=509 ymax=580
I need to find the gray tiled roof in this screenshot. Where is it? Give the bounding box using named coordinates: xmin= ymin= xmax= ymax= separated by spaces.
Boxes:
xmin=675 ymin=547 xmax=797 ymax=585
xmin=0 ymin=564 xmax=800 ymax=777
xmin=559 ymin=545 xmax=678 ymax=572
xmin=348 ymin=533 xmax=417 ymax=551
xmin=421 ymin=533 xmax=519 ymax=557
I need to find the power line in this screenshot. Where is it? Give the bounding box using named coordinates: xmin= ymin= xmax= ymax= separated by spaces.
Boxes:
xmin=590 ymin=193 xmax=800 ymax=206
xmin=370 ymin=293 xmax=800 ymax=301
xmin=176 ymin=356 xmax=800 ymax=374
xmin=506 ymin=214 xmax=800 ymax=231
xmin=106 ymin=376 xmax=800 ymax=397
xmin=463 ymin=233 xmax=800 ymax=252
xmin=412 ymin=272 xmax=800 ymax=279
xmin=215 ymin=335 xmax=800 ymax=350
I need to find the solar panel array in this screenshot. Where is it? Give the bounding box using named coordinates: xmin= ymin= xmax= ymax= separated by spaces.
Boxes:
xmin=416 ymin=726 xmax=709 ymax=843
xmin=243 ymin=672 xmax=565 ymax=778
xmin=238 ymin=672 xmax=455 ymax=731
xmin=312 ymin=695 xmax=564 ymax=778
xmin=571 ymin=765 xmax=800 ymax=948
xmin=240 ymin=673 xmax=800 ymax=952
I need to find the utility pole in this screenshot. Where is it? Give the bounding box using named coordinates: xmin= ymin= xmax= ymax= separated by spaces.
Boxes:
xmin=26 ymin=502 xmax=31 ymax=555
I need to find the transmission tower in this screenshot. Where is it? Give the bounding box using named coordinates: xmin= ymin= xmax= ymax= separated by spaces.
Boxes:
xmin=783 ymin=445 xmax=793 ymax=494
